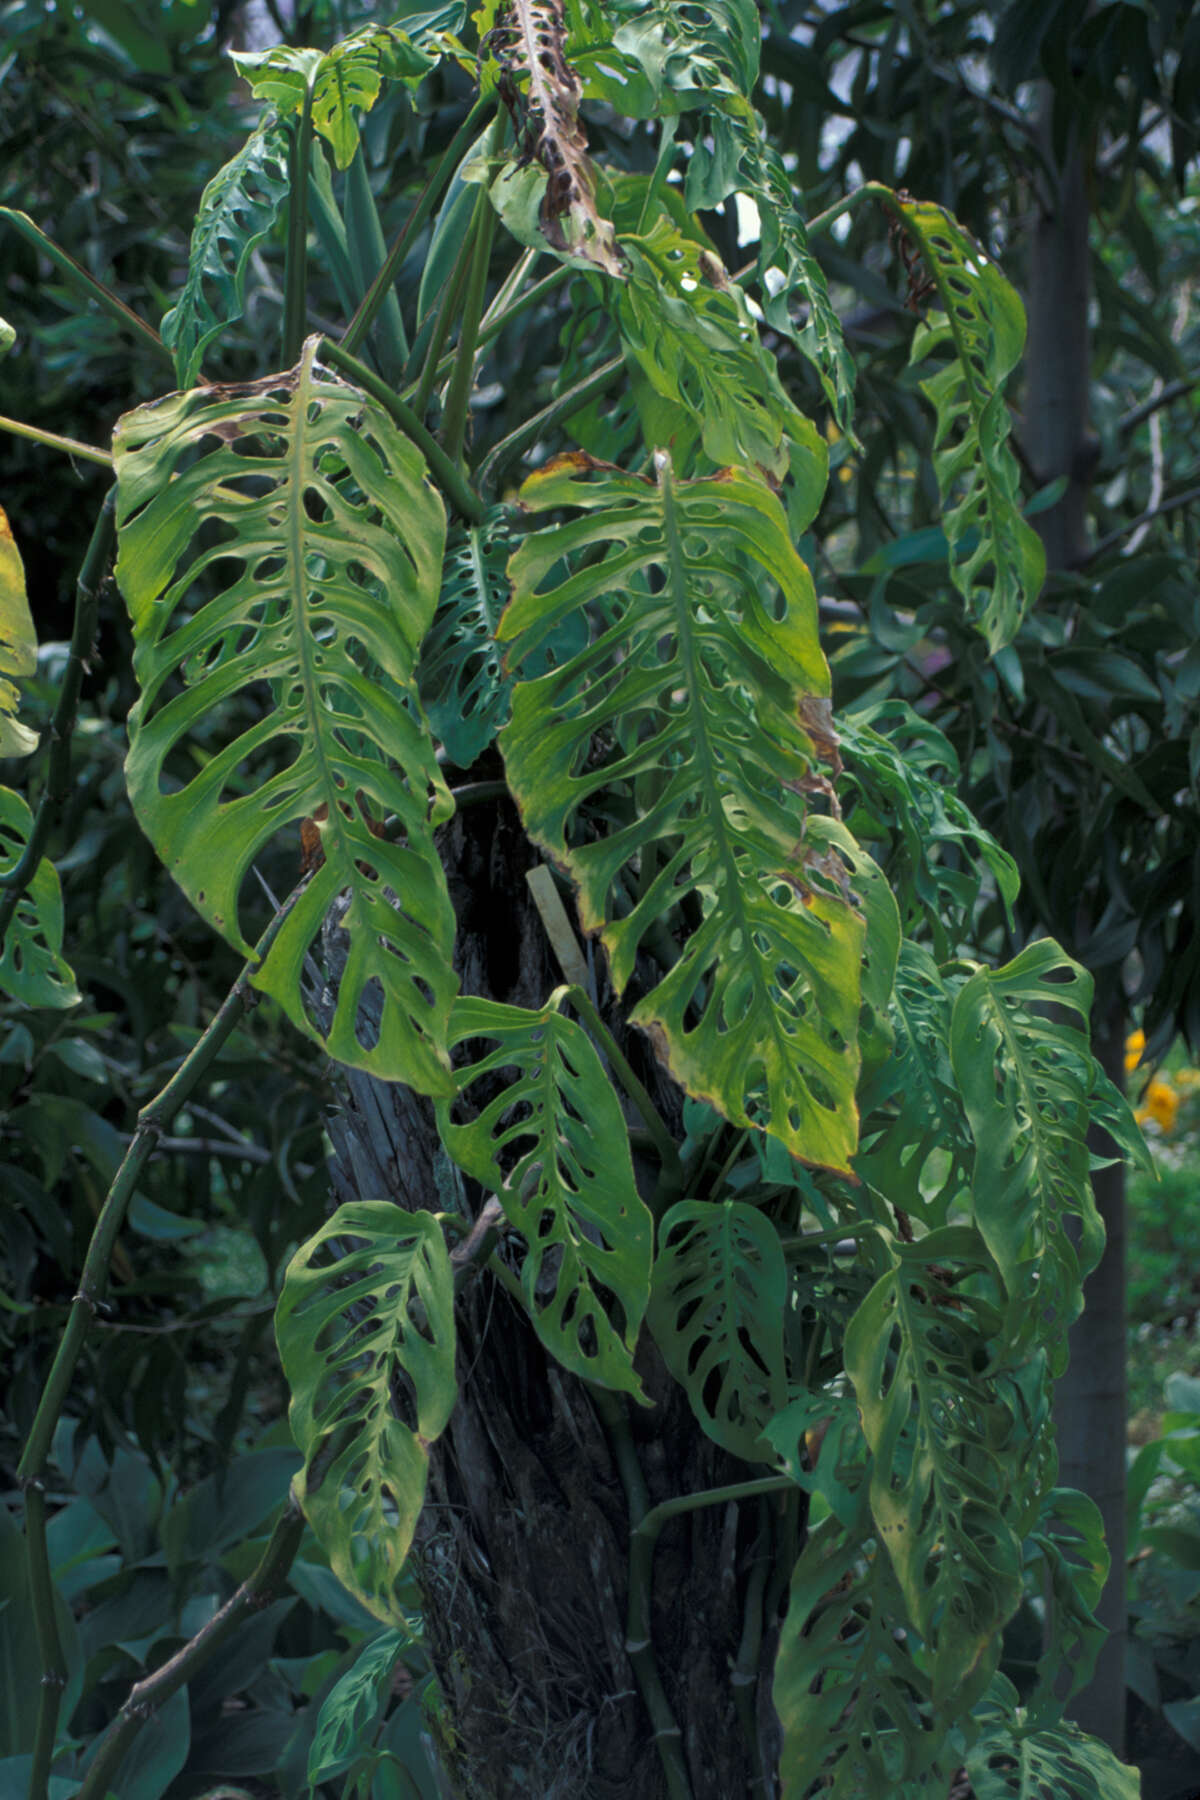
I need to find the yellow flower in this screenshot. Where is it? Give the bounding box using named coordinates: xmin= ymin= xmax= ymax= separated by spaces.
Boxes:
xmin=1125 ymin=1029 xmax=1146 ymax=1073
xmin=1136 ymin=1078 xmax=1180 ymax=1134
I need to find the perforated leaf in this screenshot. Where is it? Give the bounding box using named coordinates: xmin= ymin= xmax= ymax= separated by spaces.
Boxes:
xmin=499 ymin=452 xmax=865 ymax=1171
xmin=1022 ymin=1486 xmax=1109 ymax=1713
xmin=418 ymin=513 xmax=513 ymax=769
xmin=775 ymin=1509 xmax=946 ymax=1797
xmin=0 ymin=789 xmax=79 ymax=1009
xmin=845 ymin=1225 xmax=1023 ymax=1709
xmin=896 ymin=197 xmax=1045 ymax=652
xmin=276 ymin=1202 xmax=456 ymax=1623
xmin=114 ymin=337 xmax=458 ymax=1093
xmin=854 ymin=941 xmax=973 ymax=1226
xmin=616 ymin=217 xmax=811 ymax=480
xmin=967 ymin=1675 xmax=1141 ymax=1800
xmin=160 ymin=119 xmax=291 ymax=389
xmin=0 ymin=504 xmax=37 ymax=758
xmin=307 ymin=1624 xmax=413 ymax=1786
xmin=949 ymin=941 xmax=1105 ymax=1374
xmin=437 ymin=993 xmax=652 ymax=1397
xmin=648 ymin=1199 xmax=787 ymax=1461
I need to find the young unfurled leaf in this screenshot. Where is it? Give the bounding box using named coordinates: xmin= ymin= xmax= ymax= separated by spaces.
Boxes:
xmin=895 ymin=197 xmax=1045 ymax=652
xmin=845 ymin=1225 xmax=1024 ymax=1710
xmin=437 ymin=994 xmax=653 ymax=1397
xmin=485 ymin=0 xmax=623 ymax=273
xmin=114 ymin=337 xmax=458 ymax=1093
xmin=0 ymin=789 xmax=80 ymax=1009
xmin=276 ymin=1203 xmax=456 ymax=1622
xmin=161 ymin=119 xmax=292 ymax=389
xmin=0 ymin=504 xmax=37 ymax=758
xmin=418 ymin=513 xmax=515 ymax=769
xmin=648 ymin=1199 xmax=787 ymax=1460
xmin=949 ymin=941 xmax=1110 ymax=1373
xmin=500 ymin=452 xmax=865 ymax=1171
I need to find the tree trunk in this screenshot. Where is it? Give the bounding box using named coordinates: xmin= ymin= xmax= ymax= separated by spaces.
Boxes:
xmin=1024 ymin=93 xmax=1128 ymax=1756
xmin=325 ymin=801 xmax=789 ymax=1798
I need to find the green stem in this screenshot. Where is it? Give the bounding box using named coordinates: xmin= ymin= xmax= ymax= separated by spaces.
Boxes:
xmin=730 ymin=1502 xmax=771 ymax=1788
xmin=592 ymin=1390 xmax=693 ymax=1800
xmin=707 ymin=1129 xmax=750 ymax=1198
xmin=0 ymin=208 xmax=171 ymax=365
xmin=319 ymin=337 xmax=484 ymax=524
xmin=24 ymin=1485 xmax=64 ymax=1800
xmin=342 ymin=97 xmax=493 ymax=357
xmin=477 ymin=355 xmax=624 ymax=490
xmin=440 ymin=114 xmax=506 ymax=464
xmin=632 ymin=1476 xmax=794 ymax=1545
xmin=283 ymin=86 xmax=315 ymax=365
xmin=410 ymin=240 xmax=474 ymax=417
xmin=17 ymin=889 xmax=303 ymax=1800
xmin=803 ymin=180 xmax=899 ymax=242
xmin=405 ymin=260 xmax=572 ymax=414
xmin=559 ymin=985 xmax=682 ymax=1203
xmin=485 ymin=1249 xmax=526 ymax=1309
xmin=0 ymin=414 xmax=112 ymax=468
xmin=0 ymin=490 xmax=116 ymax=919
xmin=74 ymin=1498 xmax=306 ymax=1800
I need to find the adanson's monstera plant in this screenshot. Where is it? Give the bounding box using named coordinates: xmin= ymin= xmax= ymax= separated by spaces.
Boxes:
xmin=2 ymin=1 xmax=1151 ymax=1795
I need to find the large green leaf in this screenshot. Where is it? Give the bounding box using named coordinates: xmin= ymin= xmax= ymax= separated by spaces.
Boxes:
xmin=648 ymin=1198 xmax=787 ymax=1461
xmin=949 ymin=941 xmax=1106 ymax=1374
xmin=0 ymin=790 xmax=79 ymax=1009
xmin=896 ymin=196 xmax=1045 ymax=652
xmin=499 ymin=452 xmax=865 ymax=1171
xmin=0 ymin=504 xmax=36 ymax=758
xmin=417 ymin=513 xmax=514 ymax=770
xmin=113 ymin=336 xmax=458 ymax=1093
xmin=775 ymin=1507 xmax=945 ymax=1797
xmin=160 ymin=118 xmax=292 ymax=390
xmin=844 ymin=1225 xmax=1024 ymax=1709
xmin=436 ymin=994 xmax=653 ymax=1397
xmin=966 ymin=1674 xmax=1141 ymax=1800
xmin=276 ymin=1202 xmax=456 ymax=1623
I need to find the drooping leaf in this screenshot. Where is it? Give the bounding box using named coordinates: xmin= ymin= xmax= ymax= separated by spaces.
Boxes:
xmin=616 ymin=217 xmax=813 ymax=480
xmin=966 ymin=1674 xmax=1142 ymax=1800
xmin=113 ymin=336 xmax=458 ymax=1093
xmin=855 ymin=941 xmax=974 ymax=1226
xmin=775 ymin=1507 xmax=947 ymax=1797
xmin=949 ymin=941 xmax=1107 ymax=1374
xmin=436 ymin=993 xmax=653 ymax=1397
xmin=485 ymin=0 xmax=623 ymax=273
xmin=276 ymin=1202 xmax=456 ymax=1623
xmin=417 ymin=512 xmax=514 ymax=769
xmin=1021 ymin=1486 xmax=1109 ymax=1714
xmin=0 ymin=504 xmax=37 ymax=758
xmin=0 ymin=790 xmax=79 ymax=1009
xmin=499 ymin=452 xmax=865 ymax=1171
xmin=895 ymin=196 xmax=1046 ymax=652
xmin=160 ymin=118 xmax=292 ymax=389
xmin=648 ymin=1198 xmax=787 ymax=1460
xmin=844 ymin=1225 xmax=1024 ymax=1709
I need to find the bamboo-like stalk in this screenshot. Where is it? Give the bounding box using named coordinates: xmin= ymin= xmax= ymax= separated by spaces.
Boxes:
xmin=0 ymin=414 xmax=112 ymax=467
xmin=73 ymin=1498 xmax=307 ymax=1800
xmin=0 ymin=207 xmax=170 ymax=365
xmin=17 ymin=887 xmax=305 ymax=1800
xmin=0 ymin=489 xmax=116 ymax=923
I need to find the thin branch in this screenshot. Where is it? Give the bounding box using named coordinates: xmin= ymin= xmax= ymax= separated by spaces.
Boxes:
xmin=1118 ymin=374 xmax=1197 ymax=438
xmin=0 ymin=414 xmax=112 ymax=468
xmin=1085 ymin=480 xmax=1200 ymax=565
xmin=74 ymin=1497 xmax=307 ymax=1800
xmin=0 ymin=207 xmax=170 ymax=365
xmin=477 ymin=355 xmax=624 ymax=490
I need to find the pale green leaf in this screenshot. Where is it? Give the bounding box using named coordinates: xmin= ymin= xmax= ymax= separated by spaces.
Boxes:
xmin=113 ymin=336 xmax=458 ymax=1093
xmin=0 ymin=789 xmax=80 ymax=1009
xmin=897 ymin=197 xmax=1045 ymax=652
xmin=437 ymin=994 xmax=653 ymax=1397
xmin=0 ymin=504 xmax=37 ymax=758
xmin=499 ymin=452 xmax=865 ymax=1171
xmin=967 ymin=1675 xmax=1141 ymax=1799
xmin=845 ymin=1225 xmax=1023 ymax=1709
xmin=161 ymin=118 xmax=292 ymax=390
xmin=276 ymin=1202 xmax=456 ymax=1623
xmin=649 ymin=1199 xmax=787 ymax=1460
